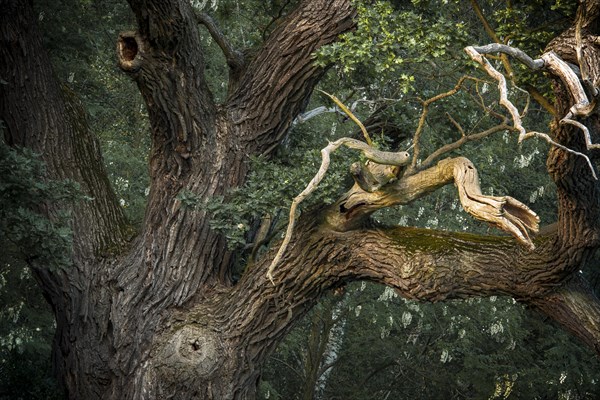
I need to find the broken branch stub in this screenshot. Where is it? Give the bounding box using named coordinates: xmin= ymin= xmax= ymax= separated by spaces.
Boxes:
xmin=266 ymin=138 xmax=410 ymax=283
xmin=451 ymin=158 xmax=539 ymax=249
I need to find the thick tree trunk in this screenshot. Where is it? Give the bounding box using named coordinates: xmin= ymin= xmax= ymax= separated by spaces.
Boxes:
xmin=2 ymin=0 xmax=600 ymax=398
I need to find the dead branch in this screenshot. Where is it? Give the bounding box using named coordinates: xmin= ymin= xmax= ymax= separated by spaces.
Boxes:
xmin=319 ymin=90 xmax=373 ymax=145
xmin=465 ymin=45 xmax=598 ymax=179
xmin=266 ymin=137 xmax=411 ymax=283
xmin=333 ymin=157 xmax=539 ymax=250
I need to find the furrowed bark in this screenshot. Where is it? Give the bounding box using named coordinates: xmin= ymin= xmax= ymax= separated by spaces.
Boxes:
xmin=227 ymin=0 xmax=356 ymax=156
xmin=531 ymin=275 xmax=600 ymax=356
xmin=4 ymin=0 xmax=600 ymax=398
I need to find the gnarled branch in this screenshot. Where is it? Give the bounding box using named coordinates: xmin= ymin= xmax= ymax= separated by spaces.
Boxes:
xmin=332 ymin=157 xmax=539 ymax=250
xmin=266 ymin=138 xmax=411 ymax=283
xmin=465 ymin=45 xmax=599 ymax=179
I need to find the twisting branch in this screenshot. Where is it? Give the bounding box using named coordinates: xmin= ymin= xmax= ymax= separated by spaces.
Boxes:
xmin=331 ymin=157 xmax=540 ymax=249
xmin=409 ymin=76 xmax=483 ymax=174
xmin=266 ymin=137 xmax=410 ymax=283
xmin=471 ymin=44 xmax=545 ymax=70
xmin=465 ymin=45 xmax=599 ymax=179
xmin=194 ymin=11 xmax=245 ymax=71
xmin=452 ymin=158 xmax=539 ymax=248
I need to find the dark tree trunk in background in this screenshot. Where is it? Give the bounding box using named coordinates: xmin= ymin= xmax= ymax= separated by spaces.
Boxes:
xmin=1 ymin=0 xmax=600 ymax=399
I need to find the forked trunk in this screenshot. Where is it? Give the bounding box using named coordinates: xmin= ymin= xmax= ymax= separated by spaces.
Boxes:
xmin=2 ymin=0 xmax=600 ymax=398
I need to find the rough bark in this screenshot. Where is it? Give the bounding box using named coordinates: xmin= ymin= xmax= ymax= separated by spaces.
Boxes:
xmin=1 ymin=0 xmax=600 ymax=399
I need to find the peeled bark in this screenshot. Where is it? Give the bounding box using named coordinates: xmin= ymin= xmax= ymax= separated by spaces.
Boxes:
xmin=1 ymin=0 xmax=600 ymax=399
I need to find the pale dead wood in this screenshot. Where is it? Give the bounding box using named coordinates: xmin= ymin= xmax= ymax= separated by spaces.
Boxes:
xmin=451 ymin=158 xmax=539 ymax=248
xmin=266 ymin=137 xmax=411 ymax=283
xmin=465 ymin=45 xmax=598 ymax=179
xmin=332 ymin=157 xmax=539 ymax=249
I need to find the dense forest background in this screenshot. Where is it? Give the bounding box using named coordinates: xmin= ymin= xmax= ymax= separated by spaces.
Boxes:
xmin=1 ymin=0 xmax=600 ymax=398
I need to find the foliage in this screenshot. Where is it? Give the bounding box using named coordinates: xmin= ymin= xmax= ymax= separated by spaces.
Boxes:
xmin=315 ymin=0 xmax=469 ymax=92
xmin=0 ymin=132 xmax=74 ymax=399
xmin=0 ymin=133 xmax=82 ymax=270
xmin=205 ymin=109 xmax=356 ymax=250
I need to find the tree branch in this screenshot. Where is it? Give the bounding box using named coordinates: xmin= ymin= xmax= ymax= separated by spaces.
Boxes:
xmin=465 ymin=45 xmax=598 ymax=179
xmin=419 ymin=122 xmax=511 ymax=170
xmin=267 ymin=138 xmax=411 ymax=282
xmin=531 ymin=275 xmax=600 ymax=356
xmin=222 ymin=219 xmax=600 ymax=360
xmin=408 ymin=76 xmax=479 ymax=174
xmin=331 ymin=157 xmax=539 ymax=249
xmin=469 ymin=0 xmax=515 ymax=77
xmin=193 ymin=12 xmax=245 ymax=74
xmin=227 ymin=0 xmax=356 ymax=155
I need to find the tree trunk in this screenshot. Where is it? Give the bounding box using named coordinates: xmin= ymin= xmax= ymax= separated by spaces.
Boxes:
xmin=2 ymin=0 xmax=600 ymax=398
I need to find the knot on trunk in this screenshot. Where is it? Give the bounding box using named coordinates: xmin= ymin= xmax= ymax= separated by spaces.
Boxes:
xmin=117 ymin=31 xmax=145 ymax=73
xmin=158 ymin=325 xmax=223 ymax=380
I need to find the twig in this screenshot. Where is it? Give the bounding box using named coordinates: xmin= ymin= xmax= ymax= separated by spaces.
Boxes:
xmin=409 ymin=76 xmax=478 ymax=174
xmin=318 ymin=90 xmax=373 ymax=145
xmin=420 ymin=123 xmax=511 ymax=170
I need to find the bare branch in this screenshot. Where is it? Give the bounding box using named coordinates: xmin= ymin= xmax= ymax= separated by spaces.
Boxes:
xmin=319 ymin=90 xmax=373 ymax=145
xmin=266 ymin=138 xmax=410 ymax=283
xmin=469 ymin=0 xmax=515 ymax=77
xmin=452 ymin=158 xmax=539 ymax=248
xmin=471 ymin=44 xmax=546 ymax=70
xmin=420 ymin=123 xmax=511 ymax=170
xmin=465 ymin=45 xmax=598 ymax=179
xmin=409 ymin=76 xmax=480 ymax=174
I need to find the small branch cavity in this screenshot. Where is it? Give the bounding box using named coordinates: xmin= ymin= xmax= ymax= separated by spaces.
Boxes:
xmin=117 ymin=31 xmax=144 ymax=73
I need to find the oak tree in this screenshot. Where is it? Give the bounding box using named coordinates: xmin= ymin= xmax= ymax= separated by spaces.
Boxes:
xmin=1 ymin=0 xmax=600 ymax=398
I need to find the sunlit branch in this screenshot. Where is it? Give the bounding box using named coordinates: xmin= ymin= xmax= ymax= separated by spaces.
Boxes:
xmin=266 ymin=138 xmax=411 ymax=283
xmin=319 ymin=90 xmax=373 ymax=145
xmin=333 ymin=157 xmax=539 ymax=249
